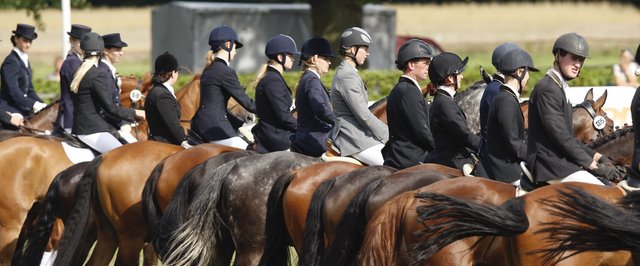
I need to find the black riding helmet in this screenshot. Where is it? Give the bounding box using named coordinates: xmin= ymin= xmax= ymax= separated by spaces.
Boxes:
xmin=80 ymin=32 xmax=104 ymax=56
xmin=491 ymin=42 xmax=521 ymax=72
xmin=265 ymin=34 xmax=299 ymax=69
xmin=300 ymin=37 xmax=334 ymax=64
xmin=395 ymin=39 xmax=435 ymax=70
xmin=500 ymin=49 xmax=539 ymax=93
xmin=428 ymin=52 xmax=468 ymax=87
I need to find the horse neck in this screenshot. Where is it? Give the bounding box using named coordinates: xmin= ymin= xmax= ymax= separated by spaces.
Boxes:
xmin=176 ymin=81 xmax=200 ymax=121
xmin=24 ymin=102 xmax=59 ymax=132
xmin=590 ymin=127 xmax=634 ymax=165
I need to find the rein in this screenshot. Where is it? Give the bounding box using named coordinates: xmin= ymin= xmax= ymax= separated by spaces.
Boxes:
xmin=19 ymin=125 xmax=48 ymax=134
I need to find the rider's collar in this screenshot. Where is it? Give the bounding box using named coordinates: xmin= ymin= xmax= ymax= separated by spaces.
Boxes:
xmin=307 ymin=69 xmax=321 ymax=79
xmin=502 ymin=83 xmax=521 ymax=100
xmin=216 ymin=55 xmax=230 ymax=66
xmin=437 ymin=85 xmax=456 ymax=98
xmin=548 ymin=68 xmax=569 ymax=90
xmin=401 ymin=75 xmax=421 ymax=91
xmin=162 ymin=81 xmax=176 ymax=98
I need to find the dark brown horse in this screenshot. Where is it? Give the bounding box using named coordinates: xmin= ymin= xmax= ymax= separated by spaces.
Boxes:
xmin=588 ymin=125 xmax=633 ymax=166
xmin=409 ymin=181 xmax=630 ymax=265
xmin=0 ymin=137 xmax=73 ymax=263
xmin=299 ymin=164 xmax=462 ymax=266
xmin=162 ymin=152 xmax=321 ymax=265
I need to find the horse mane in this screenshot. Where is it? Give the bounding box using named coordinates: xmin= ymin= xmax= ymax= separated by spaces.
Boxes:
xmin=368 ymin=96 xmax=387 ymax=111
xmin=453 ymin=80 xmax=485 ymax=100
xmin=587 ymin=125 xmax=634 ymax=149
xmin=41 ymin=99 xmax=60 ymax=112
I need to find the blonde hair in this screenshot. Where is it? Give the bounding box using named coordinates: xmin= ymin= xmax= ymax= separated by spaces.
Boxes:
xmin=70 ymin=56 xmax=100 ymax=93
xmin=251 ymin=59 xmax=278 ymax=88
xmin=204 ymin=50 xmax=214 ymax=69
xmin=294 ymin=57 xmax=321 ymax=93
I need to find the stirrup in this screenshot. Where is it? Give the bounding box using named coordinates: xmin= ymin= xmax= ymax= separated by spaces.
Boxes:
xmin=618 ymin=180 xmax=640 ymax=193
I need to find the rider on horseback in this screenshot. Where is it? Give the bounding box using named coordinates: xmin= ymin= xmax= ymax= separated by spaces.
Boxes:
xmin=483 ymin=48 xmax=538 ymax=185
xmin=423 ymin=52 xmax=481 ymax=172
xmin=71 ymin=32 xmax=145 ymax=153
xmin=526 ymin=32 xmax=616 ymax=185
xmin=382 ymin=39 xmax=435 ymax=169
xmin=251 ymin=34 xmax=299 ymax=153
xmin=330 ymin=27 xmax=388 ymax=165
xmin=55 ymin=24 xmax=92 ymax=134
xmin=145 ymin=52 xmax=186 ymax=145
xmin=191 ymin=25 xmax=256 ymax=149
xmin=624 ymin=44 xmax=640 ymax=189
xmin=289 ymin=37 xmax=334 ymax=157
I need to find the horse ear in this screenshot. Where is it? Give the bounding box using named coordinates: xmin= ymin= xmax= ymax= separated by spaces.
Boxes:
xmin=594 ymin=89 xmax=608 ymax=110
xmin=584 ymin=88 xmax=594 ymax=102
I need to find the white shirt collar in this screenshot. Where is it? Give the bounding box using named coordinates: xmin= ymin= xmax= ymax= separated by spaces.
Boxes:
xmin=437 ymin=85 xmax=456 ymax=97
xmin=101 ymin=58 xmax=117 ymax=78
xmin=216 ymin=55 xmax=230 ymax=66
xmin=401 ymin=75 xmax=421 ymax=91
xmin=162 ymin=81 xmax=176 ymax=98
xmin=503 ymin=83 xmax=521 ymax=100
xmin=308 ymin=69 xmax=321 ymax=79
xmin=12 ymin=47 xmax=28 ymax=68
xmin=549 ymin=68 xmax=569 ymax=90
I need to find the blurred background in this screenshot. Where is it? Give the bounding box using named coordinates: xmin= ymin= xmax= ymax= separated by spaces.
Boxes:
xmin=0 ymin=0 xmax=638 ymax=100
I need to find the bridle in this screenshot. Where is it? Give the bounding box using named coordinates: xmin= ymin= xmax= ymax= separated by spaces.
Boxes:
xmin=574 ymin=100 xmax=608 ymax=137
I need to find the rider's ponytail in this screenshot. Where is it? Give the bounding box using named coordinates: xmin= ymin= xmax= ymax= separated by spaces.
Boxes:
xmin=294 ymin=56 xmax=321 ymax=93
xmin=251 ymin=60 xmax=278 ymax=89
xmin=70 ymin=55 xmax=99 ymax=93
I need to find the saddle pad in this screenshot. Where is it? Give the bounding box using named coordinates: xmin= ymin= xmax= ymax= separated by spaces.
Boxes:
xmin=62 ymin=142 xmax=96 ymax=164
xmin=320 ymin=152 xmax=364 ymax=166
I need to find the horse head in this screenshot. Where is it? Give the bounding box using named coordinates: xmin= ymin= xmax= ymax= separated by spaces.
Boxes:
xmin=572 ymin=88 xmax=615 ymax=143
xmin=119 ymin=73 xmax=152 ymax=108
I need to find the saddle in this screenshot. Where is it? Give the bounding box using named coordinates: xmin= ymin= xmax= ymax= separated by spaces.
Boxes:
xmin=320 ymin=139 xmax=364 ymax=166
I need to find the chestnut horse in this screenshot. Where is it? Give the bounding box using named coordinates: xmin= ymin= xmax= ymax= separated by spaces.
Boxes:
xmin=163 ymin=152 xmax=321 ymax=265
xmin=409 ymin=181 xmax=630 ymax=265
xmin=0 ymin=137 xmax=73 ymax=263
xmin=532 ymin=187 xmax=640 ymax=264
xmin=53 ymin=141 xmax=183 ymax=266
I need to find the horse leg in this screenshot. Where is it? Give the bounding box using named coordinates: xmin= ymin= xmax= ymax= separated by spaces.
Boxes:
xmin=114 ymin=234 xmax=145 ymax=266
xmin=142 ymin=243 xmax=158 ymax=266
xmin=85 ymin=206 xmax=118 ymax=266
xmin=0 ymin=224 xmax=22 ymax=264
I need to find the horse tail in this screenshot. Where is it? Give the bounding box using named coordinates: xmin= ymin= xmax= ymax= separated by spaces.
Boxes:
xmin=154 ymin=164 xmax=201 ymax=259
xmin=54 ymin=156 xmax=102 ymax=266
xmin=359 ymin=192 xmax=415 ymax=266
xmin=412 ymin=192 xmax=528 ymax=263
xmin=299 ymin=178 xmax=336 ymax=266
xmin=258 ymin=171 xmax=295 ymax=266
xmin=321 ymin=177 xmax=384 ymax=266
xmin=162 ymin=160 xmax=237 ymax=266
xmin=533 ymin=187 xmax=640 ymax=265
xmin=141 ymin=161 xmax=165 ymax=241
xmin=11 ymin=202 xmax=42 ymax=266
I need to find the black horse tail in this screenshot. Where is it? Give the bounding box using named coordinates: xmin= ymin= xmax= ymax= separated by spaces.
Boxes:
xmin=141 ymin=161 xmax=165 ymax=241
xmin=321 ymin=177 xmax=384 ymax=266
xmin=153 ymin=164 xmax=203 ymax=259
xmin=299 ymin=178 xmax=336 ymax=266
xmin=12 ymin=202 xmax=42 ymax=266
xmin=12 ymin=163 xmax=86 ymax=266
xmin=162 ymin=160 xmax=237 ymax=266
xmin=412 ymin=192 xmax=528 ymax=263
xmin=53 ymin=156 xmax=102 ymax=266
xmin=534 ymin=187 xmax=640 ymax=265
xmin=258 ymin=171 xmax=296 ymax=266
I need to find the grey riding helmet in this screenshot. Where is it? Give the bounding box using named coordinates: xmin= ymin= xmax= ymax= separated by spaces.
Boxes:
xmin=428 ymin=52 xmax=468 ymax=86
xmin=339 ymin=26 xmax=373 ymax=49
xmin=395 ymin=39 xmax=435 ymax=70
xmin=491 ymin=42 xmax=521 ymax=72
xmin=552 ymin=32 xmax=589 ymax=58
xmin=80 ymin=32 xmax=104 ymax=56
xmin=499 ymin=49 xmax=540 ymax=74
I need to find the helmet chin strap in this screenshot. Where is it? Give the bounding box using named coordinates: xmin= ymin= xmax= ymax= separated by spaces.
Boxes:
xmin=347 ymin=46 xmax=361 ymax=67
xmin=221 ymin=42 xmax=234 ymax=63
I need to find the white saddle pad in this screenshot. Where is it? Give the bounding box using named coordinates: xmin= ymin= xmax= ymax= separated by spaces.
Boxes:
xmin=61 ymin=142 xmax=96 ymax=164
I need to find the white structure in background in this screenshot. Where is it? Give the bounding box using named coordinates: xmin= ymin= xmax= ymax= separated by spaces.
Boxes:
xmin=151 ymin=2 xmax=396 ymax=73
xmin=61 ymin=0 xmax=71 ymax=58
xmin=565 ymin=86 xmax=636 ymax=128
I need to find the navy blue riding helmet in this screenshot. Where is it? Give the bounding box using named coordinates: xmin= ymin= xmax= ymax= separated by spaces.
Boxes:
xmin=208 ymin=25 xmax=243 ymax=51
xmin=265 ymin=34 xmax=299 ymax=69
xmin=299 ymin=37 xmax=335 ymax=65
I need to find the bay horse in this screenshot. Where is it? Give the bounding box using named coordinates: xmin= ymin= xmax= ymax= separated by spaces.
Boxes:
xmin=410 ymin=181 xmax=630 ymax=265
xmin=53 ymin=141 xmax=183 ymax=266
xmin=572 ymin=88 xmax=614 ymax=143
xmin=587 ymin=125 xmax=633 ymax=166
xmin=319 ymin=164 xmax=463 ymax=266
xmin=163 ymin=151 xmax=321 ymax=266
xmin=0 ymin=137 xmax=73 ymax=263
xmin=145 ymin=149 xmax=258 ymax=258
xmin=531 ymin=187 xmax=640 ymax=264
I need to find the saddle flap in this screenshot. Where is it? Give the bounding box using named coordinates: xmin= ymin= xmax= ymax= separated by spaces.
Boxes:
xmin=187 ymin=129 xmax=205 ymax=145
